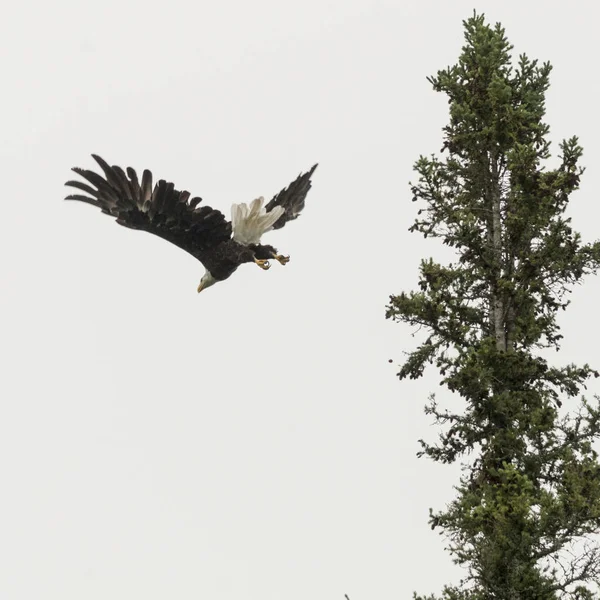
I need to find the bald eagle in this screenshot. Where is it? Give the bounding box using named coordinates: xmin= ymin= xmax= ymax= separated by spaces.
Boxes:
xmin=65 ymin=155 xmax=317 ymax=292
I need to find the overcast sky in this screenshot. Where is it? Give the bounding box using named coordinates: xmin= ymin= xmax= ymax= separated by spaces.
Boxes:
xmin=2 ymin=1 xmax=600 ymax=598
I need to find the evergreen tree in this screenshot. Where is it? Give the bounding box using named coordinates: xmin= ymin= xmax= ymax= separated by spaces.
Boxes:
xmin=386 ymin=13 xmax=600 ymax=599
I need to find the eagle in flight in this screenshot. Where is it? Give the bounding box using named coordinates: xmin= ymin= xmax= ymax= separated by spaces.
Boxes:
xmin=65 ymin=155 xmax=318 ymax=292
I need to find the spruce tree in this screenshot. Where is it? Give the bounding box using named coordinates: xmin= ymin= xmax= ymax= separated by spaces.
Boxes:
xmin=386 ymin=13 xmax=600 ymax=599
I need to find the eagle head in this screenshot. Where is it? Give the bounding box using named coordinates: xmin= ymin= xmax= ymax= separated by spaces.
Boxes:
xmin=197 ymin=270 xmax=218 ymax=293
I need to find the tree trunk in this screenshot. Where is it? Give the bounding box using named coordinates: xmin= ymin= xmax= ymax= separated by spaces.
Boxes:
xmin=489 ymin=155 xmax=506 ymax=352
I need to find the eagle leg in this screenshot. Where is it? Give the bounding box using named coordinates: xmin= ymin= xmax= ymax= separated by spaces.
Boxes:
xmin=254 ymin=258 xmax=271 ymax=270
xmin=271 ymin=253 xmax=290 ymax=265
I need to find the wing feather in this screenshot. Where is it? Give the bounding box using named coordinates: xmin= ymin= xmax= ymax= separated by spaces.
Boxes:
xmin=65 ymin=155 xmax=232 ymax=261
xmin=126 ymin=167 xmax=140 ymax=198
xmin=140 ymin=169 xmax=153 ymax=207
xmin=189 ymin=196 xmax=203 ymax=209
xmin=265 ymin=164 xmax=318 ymax=230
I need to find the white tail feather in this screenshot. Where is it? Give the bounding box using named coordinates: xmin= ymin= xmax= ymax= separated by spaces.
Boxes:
xmin=231 ymin=197 xmax=284 ymax=245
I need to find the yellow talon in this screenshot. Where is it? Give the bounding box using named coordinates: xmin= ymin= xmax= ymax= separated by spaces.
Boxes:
xmin=271 ymin=253 xmax=290 ymax=265
xmin=254 ymin=258 xmax=271 ymax=270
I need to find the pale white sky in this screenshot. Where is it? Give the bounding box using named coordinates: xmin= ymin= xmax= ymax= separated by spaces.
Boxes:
xmin=2 ymin=1 xmax=599 ymax=598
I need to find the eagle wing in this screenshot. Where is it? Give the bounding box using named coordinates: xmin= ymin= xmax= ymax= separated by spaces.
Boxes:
xmin=264 ymin=164 xmax=318 ymax=230
xmin=65 ymin=155 xmax=232 ymax=261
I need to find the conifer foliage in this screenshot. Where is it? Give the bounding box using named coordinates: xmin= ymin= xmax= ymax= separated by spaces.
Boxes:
xmin=387 ymin=13 xmax=600 ymax=599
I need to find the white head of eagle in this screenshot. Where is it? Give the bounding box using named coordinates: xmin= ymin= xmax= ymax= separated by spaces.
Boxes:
xmin=65 ymin=155 xmax=317 ymax=293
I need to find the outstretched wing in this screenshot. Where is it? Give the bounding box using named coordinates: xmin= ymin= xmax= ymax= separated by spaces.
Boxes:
xmin=264 ymin=164 xmax=318 ymax=230
xmin=65 ymin=155 xmax=232 ymax=261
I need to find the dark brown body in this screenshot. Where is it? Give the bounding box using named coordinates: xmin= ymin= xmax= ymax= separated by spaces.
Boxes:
xmin=197 ymin=239 xmax=256 ymax=281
